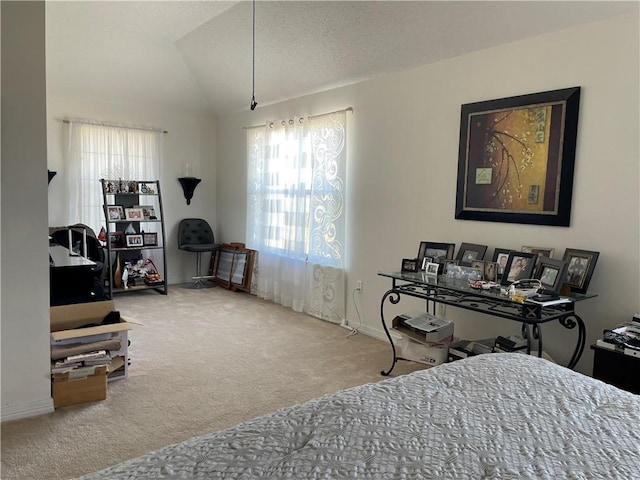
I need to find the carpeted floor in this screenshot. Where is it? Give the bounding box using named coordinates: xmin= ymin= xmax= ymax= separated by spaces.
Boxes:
xmin=1 ymin=286 xmax=425 ymax=480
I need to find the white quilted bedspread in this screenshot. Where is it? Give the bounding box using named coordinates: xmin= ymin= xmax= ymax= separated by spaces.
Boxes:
xmin=76 ymin=354 xmax=640 ymax=479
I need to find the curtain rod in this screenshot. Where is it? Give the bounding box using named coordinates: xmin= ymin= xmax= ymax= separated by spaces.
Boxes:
xmin=243 ymin=106 xmax=353 ymax=130
xmin=61 ymin=119 xmax=168 ymax=134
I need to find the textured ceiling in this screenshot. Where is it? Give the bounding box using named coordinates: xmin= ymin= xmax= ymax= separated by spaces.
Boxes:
xmin=45 ymin=1 xmax=637 ymax=116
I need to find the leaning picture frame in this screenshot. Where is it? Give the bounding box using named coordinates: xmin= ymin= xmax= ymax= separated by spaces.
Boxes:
xmin=455 ymin=243 xmax=488 ymax=266
xmin=521 ymin=245 xmax=555 ymax=269
xmin=501 ymin=251 xmax=537 ymax=285
xmin=125 ymin=207 xmax=144 ymax=221
xmin=492 ymin=248 xmax=513 ymax=279
xmin=143 ymin=232 xmax=158 ymax=246
xmin=534 ymin=257 xmax=568 ymax=295
xmin=107 ymin=205 xmax=124 ymax=221
xmin=125 ymin=234 xmax=144 ymax=248
xmin=562 ymin=248 xmax=599 ymax=294
xmin=417 ymin=242 xmax=455 ymax=263
xmin=455 ymin=87 xmax=581 ymax=227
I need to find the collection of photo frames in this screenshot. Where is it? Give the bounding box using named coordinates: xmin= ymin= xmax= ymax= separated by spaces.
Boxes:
xmin=106 ymin=205 xmax=157 ymax=222
xmin=402 ymin=241 xmax=599 ymax=295
xmin=109 ymin=231 xmax=158 ymax=249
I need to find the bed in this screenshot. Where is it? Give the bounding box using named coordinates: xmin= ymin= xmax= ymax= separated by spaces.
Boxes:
xmin=76 ymin=354 xmax=640 ymax=479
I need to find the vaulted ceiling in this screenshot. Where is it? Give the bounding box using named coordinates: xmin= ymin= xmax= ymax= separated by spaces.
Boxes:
xmin=45 ymin=1 xmax=637 ymax=117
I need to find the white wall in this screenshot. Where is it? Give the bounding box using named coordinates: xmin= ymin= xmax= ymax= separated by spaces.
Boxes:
xmin=217 ymin=13 xmax=640 ymax=374
xmin=1 ymin=1 xmax=54 ymax=421
xmin=46 ymin=97 xmax=218 ymax=285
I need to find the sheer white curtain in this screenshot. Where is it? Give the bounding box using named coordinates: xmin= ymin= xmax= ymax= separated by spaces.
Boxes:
xmin=246 ymin=111 xmax=347 ymax=323
xmin=65 ymin=119 xmax=162 ymax=234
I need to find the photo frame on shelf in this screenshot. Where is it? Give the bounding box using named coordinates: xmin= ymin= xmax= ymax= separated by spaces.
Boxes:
xmin=492 ymin=248 xmax=513 ymax=279
xmin=125 ymin=234 xmax=144 ymax=247
xmin=521 ymin=245 xmax=554 ymax=268
xmin=109 ymin=231 xmax=124 ymax=248
xmin=455 ymin=87 xmax=580 ymax=227
xmin=135 ymin=205 xmax=156 ymax=220
xmin=501 ymin=251 xmax=537 ymax=285
xmin=107 ymin=205 xmax=124 ymax=221
xmin=446 ymin=265 xmax=483 ymax=281
xmin=562 ymin=248 xmax=599 ymax=294
xmin=417 ymin=242 xmax=455 ymax=264
xmin=125 ymin=207 xmax=144 ymax=221
xmin=455 ymin=243 xmax=488 ymax=266
xmin=535 ymin=257 xmax=568 ymax=294
xmin=143 ymin=232 xmax=158 ymax=246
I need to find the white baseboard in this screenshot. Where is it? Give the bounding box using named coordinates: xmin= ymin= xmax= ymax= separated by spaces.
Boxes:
xmin=1 ymin=398 xmax=54 ymax=423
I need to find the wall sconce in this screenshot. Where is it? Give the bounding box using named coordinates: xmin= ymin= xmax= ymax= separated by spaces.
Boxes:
xmin=178 ymin=177 xmax=201 ymax=205
xmin=48 ymin=170 xmax=57 ymax=185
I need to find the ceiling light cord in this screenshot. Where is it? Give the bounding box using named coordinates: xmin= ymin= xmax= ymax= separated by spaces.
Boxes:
xmin=250 ymin=0 xmax=258 ymax=111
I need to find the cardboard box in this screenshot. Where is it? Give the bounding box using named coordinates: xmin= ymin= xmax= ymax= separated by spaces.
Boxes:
xmin=52 ymin=366 xmax=107 ymax=408
xmin=50 ymin=300 xmax=131 ymax=388
xmin=396 ymin=335 xmax=449 ymax=366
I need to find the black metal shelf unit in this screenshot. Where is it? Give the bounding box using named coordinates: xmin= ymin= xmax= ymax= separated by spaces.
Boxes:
xmin=101 ymin=179 xmax=168 ymax=297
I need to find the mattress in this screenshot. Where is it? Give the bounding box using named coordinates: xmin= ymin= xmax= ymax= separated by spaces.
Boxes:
xmin=76 ymin=353 xmax=640 ymax=479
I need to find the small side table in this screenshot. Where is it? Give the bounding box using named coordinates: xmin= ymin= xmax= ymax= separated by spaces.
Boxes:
xmin=591 ymin=344 xmax=640 ymax=394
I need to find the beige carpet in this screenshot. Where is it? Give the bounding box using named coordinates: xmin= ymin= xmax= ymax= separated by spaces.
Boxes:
xmin=1 ymin=286 xmax=426 ymax=480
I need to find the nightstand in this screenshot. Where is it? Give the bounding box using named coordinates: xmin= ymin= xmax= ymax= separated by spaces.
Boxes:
xmin=591 ymin=344 xmax=640 ymax=394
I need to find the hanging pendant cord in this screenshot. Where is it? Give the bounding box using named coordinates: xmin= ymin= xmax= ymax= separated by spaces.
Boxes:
xmin=250 ymin=0 xmax=258 ymax=111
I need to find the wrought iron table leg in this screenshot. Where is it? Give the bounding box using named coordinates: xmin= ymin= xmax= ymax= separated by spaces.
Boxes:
xmin=562 ymin=314 xmax=586 ymax=370
xmin=380 ymin=289 xmax=401 ymax=376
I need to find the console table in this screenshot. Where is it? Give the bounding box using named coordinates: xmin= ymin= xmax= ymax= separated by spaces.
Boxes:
xmin=378 ymin=271 xmax=595 ymax=375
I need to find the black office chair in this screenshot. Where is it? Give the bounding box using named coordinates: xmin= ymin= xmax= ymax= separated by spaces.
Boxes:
xmin=177 ymin=218 xmax=219 ymax=289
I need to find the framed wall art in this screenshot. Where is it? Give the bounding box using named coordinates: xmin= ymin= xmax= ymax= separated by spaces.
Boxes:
xmin=501 ymin=251 xmax=537 ymax=285
xmin=455 ymin=87 xmax=581 ymax=227
xmin=562 ymin=248 xmax=599 ymax=294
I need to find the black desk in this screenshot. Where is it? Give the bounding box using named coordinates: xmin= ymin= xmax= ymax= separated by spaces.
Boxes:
xmin=50 ymin=244 xmax=98 ymax=305
xmin=378 ymin=271 xmax=595 ymax=375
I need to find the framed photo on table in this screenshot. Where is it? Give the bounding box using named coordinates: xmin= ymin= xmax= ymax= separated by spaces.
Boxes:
xmin=501 ymin=251 xmax=537 ymax=285
xmin=417 ymin=242 xmax=455 ymax=264
xmin=535 ymin=257 xmax=568 ymax=294
xmin=455 ymin=243 xmax=488 ymax=266
xmin=455 ymin=87 xmax=581 ymax=227
xmin=492 ymin=248 xmax=513 ymax=279
xmin=562 ymin=248 xmax=599 ymax=294
xmin=522 ymin=246 xmax=555 ymax=269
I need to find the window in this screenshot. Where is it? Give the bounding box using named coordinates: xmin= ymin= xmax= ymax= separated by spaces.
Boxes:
xmin=246 ymin=112 xmax=346 ymax=268
xmin=65 ymin=120 xmax=162 ymax=234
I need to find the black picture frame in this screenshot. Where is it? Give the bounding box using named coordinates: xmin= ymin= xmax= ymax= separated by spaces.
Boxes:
xmin=455 ymin=87 xmax=581 ymax=227
xmin=143 ymin=232 xmax=158 ymax=246
xmin=501 ymin=251 xmax=537 ymax=285
xmin=534 ymin=257 xmax=568 ymax=294
xmin=562 ymin=248 xmax=599 ymax=294
xmin=492 ymin=248 xmax=513 ymax=279
xmin=521 ymin=245 xmax=555 ymax=269
xmin=401 ymin=258 xmax=420 ymax=273
xmin=417 ymin=242 xmax=455 ymax=263
xmin=455 ymin=243 xmax=488 ymax=266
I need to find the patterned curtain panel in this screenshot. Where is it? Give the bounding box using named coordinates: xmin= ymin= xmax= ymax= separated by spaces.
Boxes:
xmin=246 ymin=111 xmax=347 ymax=323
